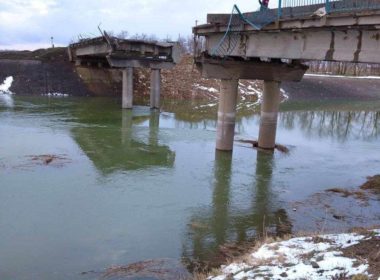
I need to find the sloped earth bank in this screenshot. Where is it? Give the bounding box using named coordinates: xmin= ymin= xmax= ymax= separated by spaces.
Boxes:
xmin=3 ymin=48 xmax=380 ymax=103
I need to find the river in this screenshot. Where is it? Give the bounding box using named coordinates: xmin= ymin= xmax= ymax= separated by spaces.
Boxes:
xmin=0 ymin=95 xmax=379 ymax=279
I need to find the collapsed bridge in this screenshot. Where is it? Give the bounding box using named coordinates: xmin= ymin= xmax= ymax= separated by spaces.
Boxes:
xmin=68 ymin=34 xmax=181 ymax=109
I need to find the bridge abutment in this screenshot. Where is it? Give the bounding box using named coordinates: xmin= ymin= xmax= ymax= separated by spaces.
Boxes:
xmin=258 ymin=81 xmax=281 ymax=149
xmin=150 ymin=69 xmax=161 ymax=110
xmin=216 ymin=79 xmax=239 ymax=151
xmin=122 ymin=67 xmax=134 ymax=109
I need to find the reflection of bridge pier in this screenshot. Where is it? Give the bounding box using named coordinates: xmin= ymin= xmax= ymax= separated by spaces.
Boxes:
xmin=69 ymin=36 xmax=180 ymax=110
xmin=121 ymin=109 xmax=133 ymax=145
xmin=185 ymin=150 xmax=291 ymax=263
xmin=211 ymin=151 xmax=232 ymax=246
xmin=254 ymin=151 xmax=275 ymax=235
xmin=149 ymin=110 xmax=160 ymax=146
xmin=194 ymin=3 xmax=380 ymax=151
xmin=72 ymin=108 xmax=175 ymax=175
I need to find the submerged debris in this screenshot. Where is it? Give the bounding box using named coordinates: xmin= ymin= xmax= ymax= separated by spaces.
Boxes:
xmin=326 ymin=188 xmax=368 ymax=201
xmin=27 ymin=154 xmax=70 ymax=167
xmin=236 ymin=139 xmax=290 ymax=154
xmin=325 ymin=175 xmax=380 ymax=202
xmin=101 ymin=259 xmax=191 ymax=280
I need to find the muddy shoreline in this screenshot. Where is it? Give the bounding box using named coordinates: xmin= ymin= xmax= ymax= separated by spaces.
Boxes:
xmin=196 ymin=176 xmax=380 ymax=279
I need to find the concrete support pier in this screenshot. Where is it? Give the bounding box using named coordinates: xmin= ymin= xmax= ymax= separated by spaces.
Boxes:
xmin=150 ymin=69 xmax=161 ymax=109
xmin=216 ymin=79 xmax=239 ymax=151
xmin=258 ymin=81 xmax=281 ymax=149
xmin=122 ymin=67 xmax=134 ymax=109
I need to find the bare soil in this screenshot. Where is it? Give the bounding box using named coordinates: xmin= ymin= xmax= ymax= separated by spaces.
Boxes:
xmin=343 ymin=233 xmax=380 ymax=279
xmin=361 ymin=175 xmax=380 ymax=194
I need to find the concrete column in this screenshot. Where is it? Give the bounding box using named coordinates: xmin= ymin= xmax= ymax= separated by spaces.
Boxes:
xmin=150 ymin=69 xmax=161 ymax=109
xmin=216 ymin=79 xmax=239 ymax=151
xmin=258 ymin=81 xmax=281 ymax=149
xmin=122 ymin=67 xmax=134 ymax=109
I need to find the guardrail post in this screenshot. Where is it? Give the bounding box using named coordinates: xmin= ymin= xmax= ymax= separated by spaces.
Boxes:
xmin=326 ymin=0 xmax=331 ymax=14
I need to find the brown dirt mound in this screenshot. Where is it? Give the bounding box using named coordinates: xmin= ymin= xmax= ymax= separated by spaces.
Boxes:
xmin=343 ymin=233 xmax=380 ymax=279
xmin=360 ymin=175 xmax=380 ymax=194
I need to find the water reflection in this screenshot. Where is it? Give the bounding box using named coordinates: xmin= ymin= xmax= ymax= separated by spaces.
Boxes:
xmin=183 ymin=150 xmax=291 ymax=265
xmin=0 ymin=94 xmax=14 ymax=108
xmin=161 ymin=100 xmax=380 ymax=142
xmin=279 ymin=111 xmax=380 ymax=140
xmin=72 ymin=110 xmax=175 ymax=175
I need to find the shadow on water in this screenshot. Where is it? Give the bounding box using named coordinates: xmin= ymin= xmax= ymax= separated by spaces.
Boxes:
xmin=183 ymin=150 xmax=292 ymax=271
xmin=71 ymin=108 xmax=175 ymax=175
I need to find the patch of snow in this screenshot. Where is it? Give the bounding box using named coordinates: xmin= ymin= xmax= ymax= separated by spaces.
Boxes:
xmin=239 ymin=81 xmax=262 ymax=96
xmin=0 ymin=76 xmax=14 ymax=94
xmin=208 ymin=276 xmax=225 ymax=280
xmin=210 ymin=232 xmax=372 ymax=280
xmin=193 ymin=83 xmax=219 ymax=93
xmin=222 ymin=263 xmax=250 ymax=275
xmin=42 ymin=92 xmax=69 ymax=98
xmin=320 ymin=233 xmax=365 ymax=248
xmin=195 ymin=103 xmax=218 ymax=109
xmin=313 ymin=7 xmax=327 ymax=17
xmin=373 ymin=229 xmax=380 ymax=237
xmin=280 ymin=88 xmax=289 ymax=101
xmin=306 ymin=73 xmax=380 ymax=79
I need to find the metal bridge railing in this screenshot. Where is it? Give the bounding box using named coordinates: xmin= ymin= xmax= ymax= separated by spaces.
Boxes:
xmin=208 ymin=0 xmax=380 ymax=57
xmin=328 ymin=0 xmax=380 ymax=13
xmin=278 ymin=0 xmax=380 ymax=19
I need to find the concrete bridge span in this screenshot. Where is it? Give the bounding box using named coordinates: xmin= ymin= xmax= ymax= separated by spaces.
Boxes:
xmin=68 ymin=35 xmax=181 ymax=109
xmin=193 ymin=1 xmax=380 ymax=151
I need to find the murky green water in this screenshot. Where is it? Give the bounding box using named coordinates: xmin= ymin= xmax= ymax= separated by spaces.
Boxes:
xmin=0 ymin=95 xmax=380 ymax=279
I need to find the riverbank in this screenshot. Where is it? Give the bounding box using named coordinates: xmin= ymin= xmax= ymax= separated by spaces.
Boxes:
xmin=205 ymin=228 xmax=380 ymax=280
xmin=197 ymin=175 xmax=380 ymax=280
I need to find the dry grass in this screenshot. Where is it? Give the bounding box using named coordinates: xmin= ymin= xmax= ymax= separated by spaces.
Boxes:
xmin=360 ymin=175 xmax=380 ymax=193
xmin=196 ymin=226 xmax=380 ymax=280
